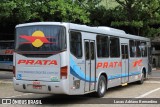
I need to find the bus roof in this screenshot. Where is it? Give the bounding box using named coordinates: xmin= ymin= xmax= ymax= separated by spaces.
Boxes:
xmin=16 ymin=22 xmax=150 ymax=42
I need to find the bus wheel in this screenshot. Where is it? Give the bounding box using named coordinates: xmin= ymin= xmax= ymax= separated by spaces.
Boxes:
xmin=95 ymin=75 xmax=107 ymax=98
xmin=137 ymin=71 xmax=144 ymax=84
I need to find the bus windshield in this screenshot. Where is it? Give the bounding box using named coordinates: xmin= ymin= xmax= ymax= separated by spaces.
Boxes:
xmin=15 ymin=25 xmax=66 ymax=52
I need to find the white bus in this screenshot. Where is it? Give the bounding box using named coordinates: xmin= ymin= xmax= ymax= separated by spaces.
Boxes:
xmin=0 ymin=40 xmax=14 ymax=70
xmin=13 ymin=22 xmax=151 ymax=97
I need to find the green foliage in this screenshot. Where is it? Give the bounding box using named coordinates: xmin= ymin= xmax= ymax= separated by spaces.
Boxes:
xmin=45 ymin=0 xmax=90 ymax=23
xmin=144 ymin=27 xmax=160 ymax=38
xmin=0 ymin=0 xmax=90 ymax=25
xmin=111 ymin=0 xmax=160 ymax=37
xmin=0 ymin=0 xmax=159 ymax=38
xmin=89 ymin=6 xmax=108 ymax=26
xmin=0 ymin=0 xmax=34 ymax=23
xmin=111 ymin=21 xmax=143 ymax=28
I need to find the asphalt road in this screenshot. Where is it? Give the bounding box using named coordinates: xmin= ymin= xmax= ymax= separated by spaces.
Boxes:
xmin=0 ymin=70 xmax=13 ymax=80
xmin=0 ymin=69 xmax=160 ymax=107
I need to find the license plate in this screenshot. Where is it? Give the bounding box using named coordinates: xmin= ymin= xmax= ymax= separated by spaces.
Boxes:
xmin=33 ymin=85 xmax=42 ymax=89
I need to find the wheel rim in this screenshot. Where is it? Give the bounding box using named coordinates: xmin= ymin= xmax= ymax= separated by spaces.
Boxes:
xmin=99 ymin=79 xmax=105 ymax=94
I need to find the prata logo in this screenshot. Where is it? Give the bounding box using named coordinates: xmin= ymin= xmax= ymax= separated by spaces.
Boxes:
xmin=20 ymin=30 xmax=52 ymax=48
xmin=17 ymin=60 xmax=58 ymax=65
xmin=132 ymin=59 xmax=143 ymax=68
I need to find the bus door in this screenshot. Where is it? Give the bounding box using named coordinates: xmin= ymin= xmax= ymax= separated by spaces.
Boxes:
xmin=84 ymin=40 xmax=96 ymax=92
xmin=121 ymin=44 xmax=129 ymax=83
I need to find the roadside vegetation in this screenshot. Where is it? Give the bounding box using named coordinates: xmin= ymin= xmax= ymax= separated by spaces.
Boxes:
xmin=0 ymin=0 xmax=159 ymax=39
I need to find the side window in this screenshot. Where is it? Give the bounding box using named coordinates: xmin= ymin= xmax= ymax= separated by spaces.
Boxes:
xmin=96 ymin=35 xmax=109 ymax=58
xmin=136 ymin=41 xmax=141 ymax=57
xmin=70 ymin=31 xmax=82 ymax=58
xmin=141 ymin=42 xmax=147 ymax=57
xmin=85 ymin=42 xmax=89 ymax=60
xmin=110 ymin=37 xmax=120 ymax=57
xmin=90 ymin=42 xmax=95 ymax=60
xmin=121 ymin=45 xmax=125 ymax=59
xmin=129 ymin=40 xmax=136 ymax=57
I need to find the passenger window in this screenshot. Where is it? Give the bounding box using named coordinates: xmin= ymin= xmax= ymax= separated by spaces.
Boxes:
xmin=121 ymin=45 xmax=128 ymax=59
xmin=110 ymin=37 xmax=120 ymax=57
xmin=125 ymin=45 xmax=129 ymax=58
xmin=70 ymin=31 xmax=82 ymax=58
xmin=90 ymin=42 xmax=95 ymax=60
xmin=121 ymin=45 xmax=125 ymax=59
xmin=96 ymin=35 xmax=109 ymax=58
xmin=85 ymin=42 xmax=89 ymax=60
xmin=136 ymin=41 xmax=141 ymax=57
xmin=140 ymin=42 xmax=147 ymax=57
xmin=129 ymin=40 xmax=136 ymax=57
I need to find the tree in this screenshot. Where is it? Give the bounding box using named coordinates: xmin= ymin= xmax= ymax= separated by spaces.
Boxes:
xmin=75 ymin=0 xmax=108 ymax=26
xmin=0 ymin=0 xmax=90 ymax=23
xmin=0 ymin=0 xmax=35 ymax=39
xmin=0 ymin=0 xmax=35 ymax=25
xmin=0 ymin=0 xmax=90 ymax=39
xmin=28 ymin=0 xmax=90 ymax=23
xmin=111 ymin=0 xmax=160 ymax=37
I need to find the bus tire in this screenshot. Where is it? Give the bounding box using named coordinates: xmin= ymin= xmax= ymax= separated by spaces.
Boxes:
xmin=95 ymin=75 xmax=107 ymax=98
xmin=137 ymin=71 xmax=145 ymax=84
